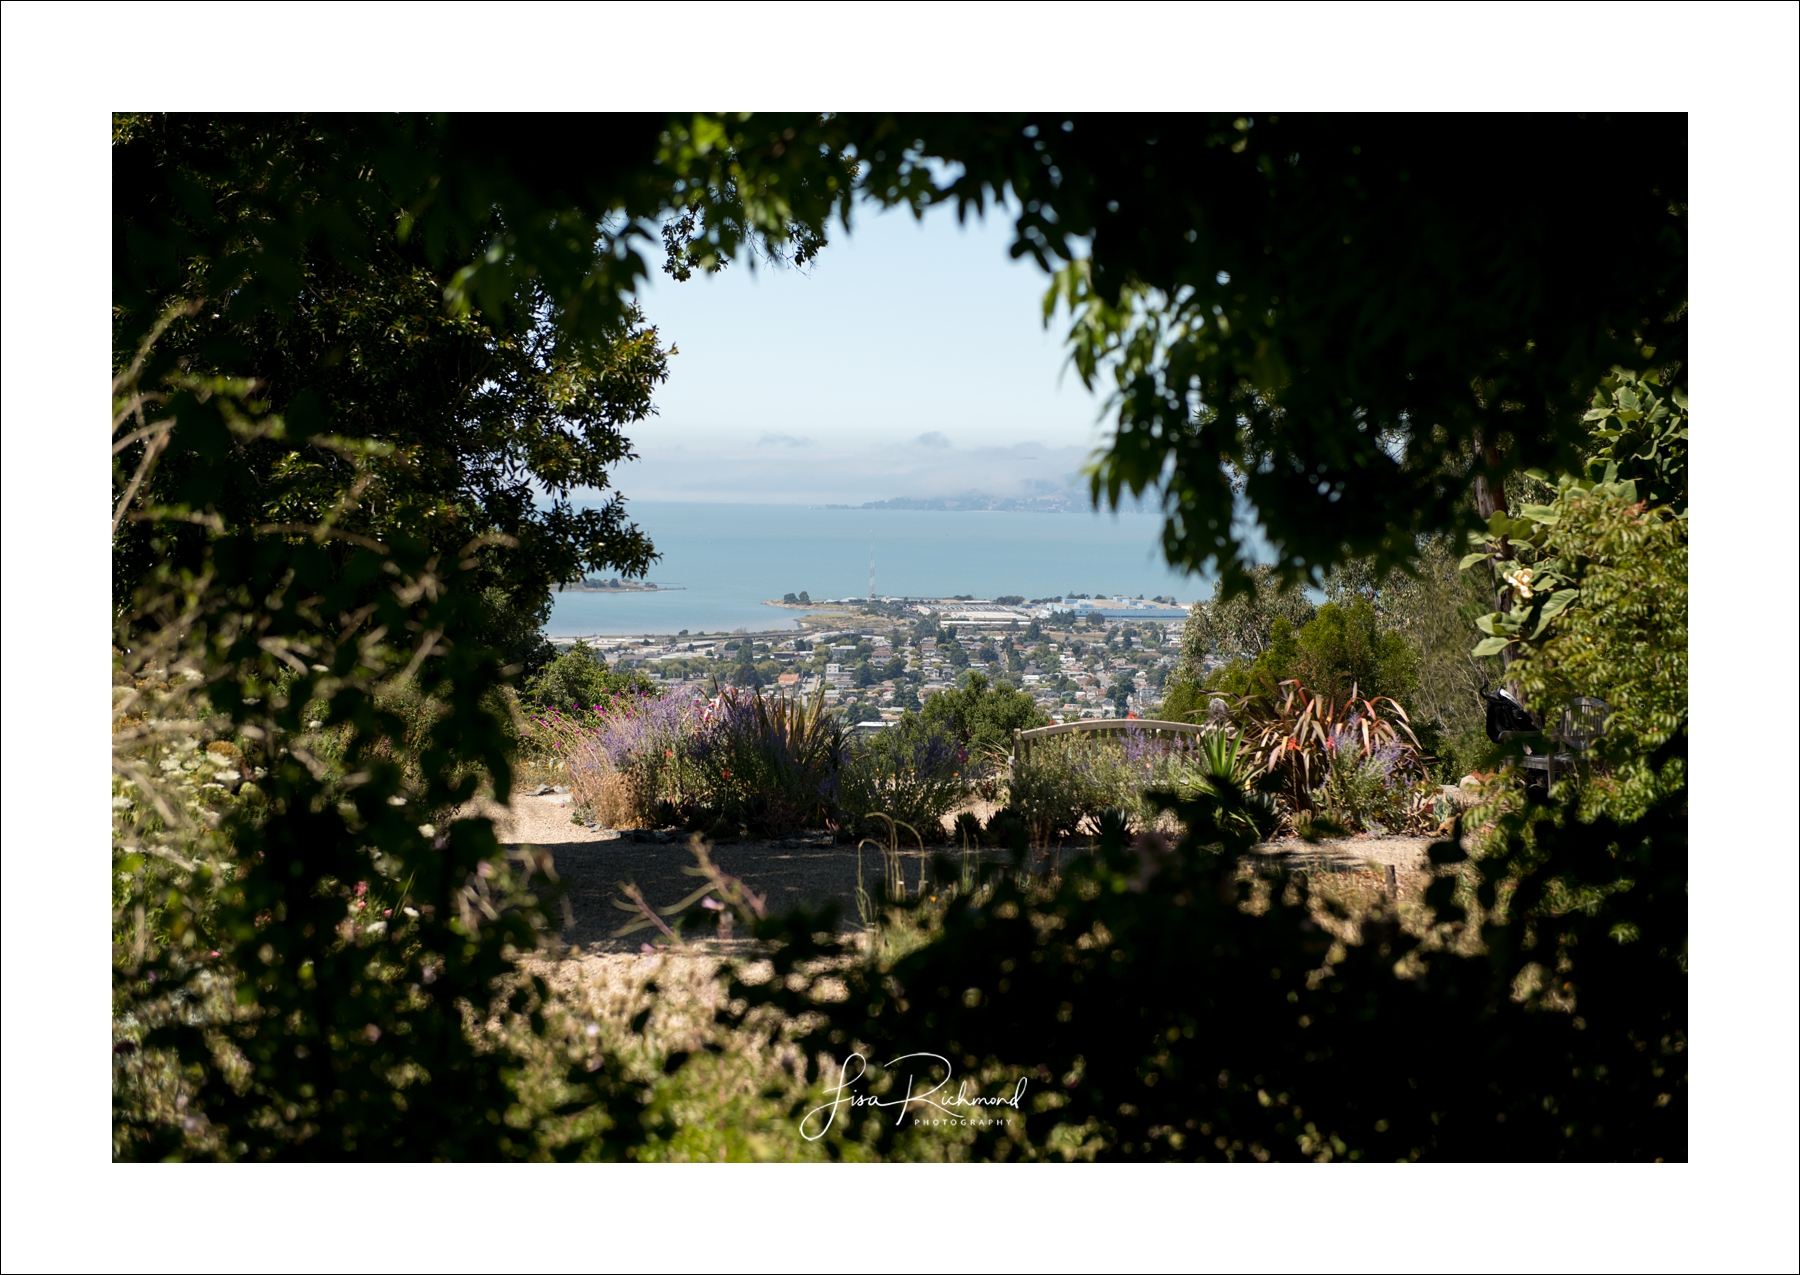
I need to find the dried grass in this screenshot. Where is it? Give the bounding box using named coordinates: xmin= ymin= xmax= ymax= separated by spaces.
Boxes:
xmin=571 ymin=763 xmax=649 ymax=829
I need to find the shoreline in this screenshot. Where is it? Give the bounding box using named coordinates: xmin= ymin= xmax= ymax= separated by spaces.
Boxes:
xmin=555 ymin=584 xmax=685 ymax=594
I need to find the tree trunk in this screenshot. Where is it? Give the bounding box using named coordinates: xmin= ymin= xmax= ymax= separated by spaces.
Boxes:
xmin=1473 ymin=435 xmax=1520 ymax=687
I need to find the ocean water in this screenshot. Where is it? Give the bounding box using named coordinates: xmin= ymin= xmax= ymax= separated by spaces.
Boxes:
xmin=547 ymin=502 xmax=1208 ymax=637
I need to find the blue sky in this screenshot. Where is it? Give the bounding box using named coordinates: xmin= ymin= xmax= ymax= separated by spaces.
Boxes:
xmin=599 ymin=201 xmax=1110 ymax=505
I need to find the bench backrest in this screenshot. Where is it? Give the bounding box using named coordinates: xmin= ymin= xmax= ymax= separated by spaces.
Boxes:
xmin=1013 ymin=718 xmax=1207 ymax=765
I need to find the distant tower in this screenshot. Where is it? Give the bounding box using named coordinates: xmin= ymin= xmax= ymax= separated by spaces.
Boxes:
xmin=868 ymin=543 xmax=876 ymax=600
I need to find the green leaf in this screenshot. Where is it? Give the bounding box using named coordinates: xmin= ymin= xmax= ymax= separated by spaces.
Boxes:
xmin=1527 ymin=592 xmax=1573 ymax=639
xmin=658 ymin=882 xmax=719 ymax=916
xmin=1458 ymin=552 xmax=1492 ymax=571
xmin=1471 ymin=636 xmax=1513 ymax=658
xmin=1537 ymin=588 xmax=1580 ymax=621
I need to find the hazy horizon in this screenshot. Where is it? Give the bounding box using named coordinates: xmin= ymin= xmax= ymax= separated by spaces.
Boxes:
xmin=577 ymin=201 xmax=1110 ymax=507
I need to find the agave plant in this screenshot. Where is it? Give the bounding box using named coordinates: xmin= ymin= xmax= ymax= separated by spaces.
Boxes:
xmin=1194 ymin=727 xmax=1261 ymax=790
xmin=1227 ymin=679 xmax=1421 ymax=809
xmin=1164 ymin=728 xmax=1280 ymax=840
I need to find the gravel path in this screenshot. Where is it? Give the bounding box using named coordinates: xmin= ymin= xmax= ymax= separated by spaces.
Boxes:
xmin=475 ymin=794 xmax=1448 ymax=954
xmin=480 ymin=794 xmax=1014 ymax=952
xmin=1250 ymin=835 xmax=1437 ymax=872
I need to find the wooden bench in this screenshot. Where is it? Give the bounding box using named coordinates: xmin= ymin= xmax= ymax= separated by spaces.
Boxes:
xmin=1501 ymin=695 xmax=1609 ymax=790
xmin=1012 ymin=718 xmax=1207 ymax=765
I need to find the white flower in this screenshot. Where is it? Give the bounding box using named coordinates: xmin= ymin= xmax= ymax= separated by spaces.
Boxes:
xmin=387 ymin=795 xmax=407 ymax=807
xmin=402 ymin=906 xmax=419 ymax=919
xmin=417 ymin=824 xmax=437 ymax=839
xmin=1503 ymin=566 xmax=1537 ymax=602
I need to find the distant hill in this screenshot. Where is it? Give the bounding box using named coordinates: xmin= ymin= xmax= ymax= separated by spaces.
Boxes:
xmin=859 ymin=492 xmax=1084 ymax=513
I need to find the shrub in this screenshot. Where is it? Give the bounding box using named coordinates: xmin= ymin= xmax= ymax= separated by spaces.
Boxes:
xmin=538 ymin=685 xmax=862 ymax=836
xmin=1230 ymin=678 xmax=1422 ymax=810
xmin=1004 ymin=726 xmax=1275 ymax=844
xmin=1006 ymin=737 xmax=1109 ymax=843
xmin=1318 ymin=729 xmax=1413 ymax=833
xmin=837 ymin=720 xmax=967 ymax=839
xmin=919 ymin=672 xmax=1051 ymax=771
xmin=1290 ymin=600 xmax=1417 ymax=705
xmin=685 ymin=687 xmax=845 ymax=834
xmin=526 ymin=640 xmax=649 ymax=711
xmin=562 ymin=752 xmax=650 ymax=829
xmin=528 ymin=687 xmax=698 ymax=810
xmin=1326 ymin=538 xmax=1502 ymax=783
xmin=112 ymin=521 xmax=562 ymax=1162
xmin=1005 ymin=734 xmax=1160 ymax=842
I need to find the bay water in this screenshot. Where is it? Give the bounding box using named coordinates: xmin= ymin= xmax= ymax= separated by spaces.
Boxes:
xmin=547 ymin=501 xmax=1209 ymax=637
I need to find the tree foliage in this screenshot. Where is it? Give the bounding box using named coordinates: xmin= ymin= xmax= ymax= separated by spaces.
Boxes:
xmin=1484 ymin=486 xmax=1688 ymax=823
xmin=112 ymin=115 xmax=674 ymax=684
xmin=525 ymin=640 xmax=650 ymax=711
xmin=1174 ymin=564 xmax=1318 ymax=674
xmin=1462 ymin=362 xmax=1688 ymax=821
xmin=1287 ymin=600 xmax=1416 ymax=704
xmin=110 ymin=372 xmax=619 ymax=1159
xmin=919 ymin=672 xmax=1051 ymax=765
xmin=117 ymin=112 xmax=1687 ymax=604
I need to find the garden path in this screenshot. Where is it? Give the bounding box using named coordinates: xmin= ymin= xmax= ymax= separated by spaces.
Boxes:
xmin=471 ymin=792 xmax=998 ymax=951
xmin=467 ymin=793 xmax=1445 ymax=954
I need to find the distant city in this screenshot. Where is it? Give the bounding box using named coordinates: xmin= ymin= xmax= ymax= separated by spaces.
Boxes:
xmin=550 ymin=593 xmax=1208 ymax=723
xmin=837 ymin=491 xmax=1088 ymax=513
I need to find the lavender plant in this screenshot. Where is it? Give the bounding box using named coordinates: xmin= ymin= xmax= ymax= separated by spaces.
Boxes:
xmin=1318 ymin=726 xmax=1413 ymax=832
xmin=837 ymin=721 xmax=968 ymax=837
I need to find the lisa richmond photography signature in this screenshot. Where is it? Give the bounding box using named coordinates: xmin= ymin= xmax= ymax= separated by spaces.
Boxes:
xmin=799 ymin=1053 xmax=1029 ymax=1140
